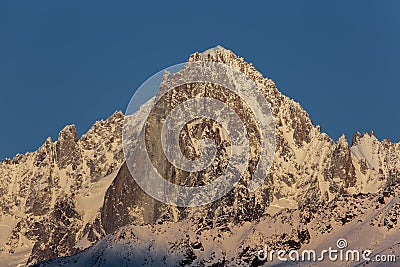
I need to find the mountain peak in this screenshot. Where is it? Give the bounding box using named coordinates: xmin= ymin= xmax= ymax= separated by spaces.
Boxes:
xmin=2 ymin=47 xmax=400 ymax=267
xmin=58 ymin=124 xmax=78 ymax=143
xmin=338 ymin=134 xmax=348 ymax=144
xmin=201 ymin=45 xmax=233 ymax=56
xmin=188 ymin=45 xmax=243 ymax=65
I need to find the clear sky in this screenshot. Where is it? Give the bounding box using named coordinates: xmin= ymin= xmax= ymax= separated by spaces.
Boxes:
xmin=1 ymin=1 xmax=399 ymax=160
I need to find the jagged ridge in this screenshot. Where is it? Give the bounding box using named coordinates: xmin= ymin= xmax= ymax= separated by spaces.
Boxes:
xmin=0 ymin=46 xmax=399 ymax=266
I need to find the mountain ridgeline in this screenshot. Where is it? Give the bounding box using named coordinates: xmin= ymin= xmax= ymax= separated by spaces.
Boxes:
xmin=0 ymin=46 xmax=399 ymax=266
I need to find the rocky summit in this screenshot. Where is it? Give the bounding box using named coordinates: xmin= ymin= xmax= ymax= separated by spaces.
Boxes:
xmin=0 ymin=46 xmax=399 ymax=266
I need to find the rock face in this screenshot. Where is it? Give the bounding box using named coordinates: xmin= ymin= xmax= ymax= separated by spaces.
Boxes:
xmin=34 ymin=185 xmax=400 ymax=267
xmin=0 ymin=112 xmax=124 ymax=266
xmin=0 ymin=46 xmax=399 ymax=266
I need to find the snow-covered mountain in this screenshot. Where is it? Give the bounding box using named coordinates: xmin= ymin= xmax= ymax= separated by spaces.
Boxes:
xmin=0 ymin=46 xmax=399 ymax=266
xmin=0 ymin=112 xmax=125 ymax=266
xmin=34 ymin=185 xmax=400 ymax=267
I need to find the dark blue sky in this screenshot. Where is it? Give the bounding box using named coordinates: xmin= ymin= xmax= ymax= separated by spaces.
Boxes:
xmin=1 ymin=1 xmax=399 ymax=160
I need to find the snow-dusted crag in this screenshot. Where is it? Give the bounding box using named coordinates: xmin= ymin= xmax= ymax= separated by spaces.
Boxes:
xmin=0 ymin=112 xmax=125 ymax=266
xmin=34 ymin=185 xmax=400 ymax=266
xmin=0 ymin=46 xmax=399 ymax=266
